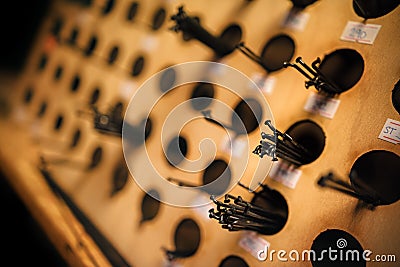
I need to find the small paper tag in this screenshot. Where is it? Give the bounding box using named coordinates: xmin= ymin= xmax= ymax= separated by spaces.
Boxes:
xmin=378 ymin=118 xmax=400 ymax=145
xmin=282 ymin=10 xmax=310 ymax=31
xmin=251 ymin=73 xmax=276 ymax=94
xmin=221 ymin=136 xmax=247 ymax=158
xmin=340 ymin=21 xmax=381 ymax=44
xmin=269 ymin=161 xmax=302 ymax=189
xmin=119 ymin=80 xmax=137 ymax=99
xmin=239 ymin=231 xmax=270 ymax=261
xmin=304 ymin=92 xmax=340 ymax=119
xmin=141 ymin=36 xmax=159 ymax=52
xmin=161 ymin=259 xmax=182 ymax=267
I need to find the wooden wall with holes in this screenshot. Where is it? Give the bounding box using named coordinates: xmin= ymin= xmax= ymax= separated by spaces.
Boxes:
xmin=0 ymin=0 xmax=399 ymax=266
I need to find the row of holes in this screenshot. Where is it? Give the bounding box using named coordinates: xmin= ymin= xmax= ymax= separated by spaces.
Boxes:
xmin=38 ymin=50 xmax=146 ymax=77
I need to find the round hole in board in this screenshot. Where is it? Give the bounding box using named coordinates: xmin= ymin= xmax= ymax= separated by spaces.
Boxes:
xmin=353 ymin=0 xmax=399 ymax=19
xmin=182 ymin=16 xmax=200 ymax=41
xmin=391 ymin=79 xmax=400 ymax=114
xmin=219 ymin=23 xmax=243 ymax=53
xmin=350 ymin=150 xmax=400 ymax=205
xmin=231 ymin=98 xmax=263 ymax=135
xmin=318 ymin=48 xmax=364 ymax=94
xmin=70 ymin=74 xmax=81 ymax=92
xmin=37 ymin=54 xmax=48 ymax=71
xmin=139 ymin=189 xmax=161 ymax=225
xmin=159 ymin=66 xmax=176 ymax=93
xmin=54 ymin=114 xmax=64 ymax=131
xmin=84 ymin=35 xmax=98 ymax=56
xmin=151 ymin=7 xmax=167 ymax=31
xmin=102 ymin=0 xmax=115 ymax=15
xmin=190 ymin=83 xmax=215 ymax=110
xmin=68 ymin=26 xmax=79 ymax=46
xmin=88 ymin=146 xmax=103 ymax=169
xmin=165 ymin=135 xmax=188 ymax=167
xmin=126 ymin=1 xmax=139 ymax=21
xmin=108 ymin=45 xmax=119 ymax=65
xmin=219 ymin=255 xmax=249 ymax=267
xmin=250 ymin=186 xmax=289 ymax=235
xmin=111 ymin=162 xmax=129 ymax=196
xmin=54 ymin=65 xmax=63 ymax=81
xmin=202 ymin=159 xmax=231 ymax=196
xmin=51 ymin=17 xmax=63 ymax=37
xmin=131 ymin=55 xmax=145 ymax=76
xmin=290 ymin=0 xmax=318 ymax=9
xmin=37 ymin=101 xmax=48 ymax=118
xmin=70 ymin=128 xmax=81 ymax=148
xmin=23 ymin=87 xmax=34 ymax=104
xmin=285 ymin=119 xmax=326 ymax=165
xmin=260 ymin=34 xmax=296 ymax=73
xmin=89 ymin=87 xmax=101 ymax=105
xmin=166 ymin=218 xmax=201 ymax=260
xmin=311 ymin=229 xmax=365 ymax=267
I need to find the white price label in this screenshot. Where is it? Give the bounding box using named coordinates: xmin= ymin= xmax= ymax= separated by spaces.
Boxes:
xmin=378 ymin=118 xmax=400 ymax=145
xmin=304 ymin=92 xmax=340 ymax=119
xmin=269 ymin=161 xmax=302 ymax=189
xmin=221 ymin=136 xmax=247 ymax=158
xmin=239 ymin=231 xmax=270 ymax=261
xmin=282 ymin=10 xmax=310 ymax=31
xmin=340 ymin=21 xmax=381 ymax=45
xmin=251 ymin=73 xmax=276 ymax=94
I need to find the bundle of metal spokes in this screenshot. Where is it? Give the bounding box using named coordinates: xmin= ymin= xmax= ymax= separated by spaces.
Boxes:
xmin=252 ymin=120 xmax=313 ymax=166
xmin=208 ymin=194 xmax=286 ymax=235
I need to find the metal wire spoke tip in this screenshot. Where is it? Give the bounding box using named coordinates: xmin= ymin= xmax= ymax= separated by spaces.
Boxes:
xmin=253 ymin=120 xmax=312 ymax=166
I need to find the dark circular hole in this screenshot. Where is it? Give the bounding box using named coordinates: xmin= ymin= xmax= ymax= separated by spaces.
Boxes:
xmin=168 ymin=218 xmax=201 ymax=259
xmin=231 ymin=98 xmax=263 ymax=135
xmin=190 ymin=83 xmax=215 ymax=110
xmin=126 ymin=1 xmax=139 ymax=21
xmin=350 ymin=150 xmax=400 ymax=205
xmin=251 ymin=186 xmax=289 ymax=235
xmin=159 ymin=66 xmax=176 ymax=93
xmin=260 ymin=34 xmax=295 ymax=73
xmin=108 ymin=46 xmax=119 ymax=65
xmin=285 ymin=119 xmax=325 ymax=165
xmin=70 ymin=74 xmax=81 ymax=92
xmin=89 ymin=87 xmax=101 ymax=105
xmin=68 ymin=27 xmax=79 ymax=46
xmin=219 ymin=255 xmax=249 ymax=267
xmin=54 ymin=114 xmax=64 ymax=130
xmin=166 ymin=136 xmax=188 ymax=166
xmin=84 ymin=35 xmax=98 ymax=56
xmin=23 ymin=87 xmax=34 ymax=104
xmin=182 ymin=16 xmax=200 ymax=41
xmin=38 ymin=54 xmax=48 ymax=71
xmin=353 ymin=0 xmax=399 ymax=19
xmin=219 ymin=24 xmax=243 ymax=52
xmin=391 ymin=79 xmax=400 ymax=114
xmin=37 ymin=101 xmax=48 ymax=117
xmin=131 ymin=55 xmax=145 ymax=76
xmin=202 ymin=159 xmax=231 ymax=195
xmin=102 ymin=0 xmax=115 ymax=15
xmin=124 ymin=117 xmax=152 ymax=147
xmin=111 ymin=162 xmax=129 ymax=196
xmin=89 ymin=146 xmax=103 ymax=169
xmin=70 ymin=128 xmax=81 ymax=148
xmin=290 ymin=0 xmax=318 ymax=9
xmin=151 ymin=7 xmax=166 ymax=31
xmin=311 ymin=229 xmax=365 ymax=267
xmin=144 ymin=118 xmax=152 ymax=140
xmin=319 ymin=49 xmax=364 ymax=94
xmin=140 ymin=189 xmax=160 ymax=224
xmin=51 ymin=17 xmax=63 ymax=37
xmin=54 ymin=65 xmax=63 ymax=81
